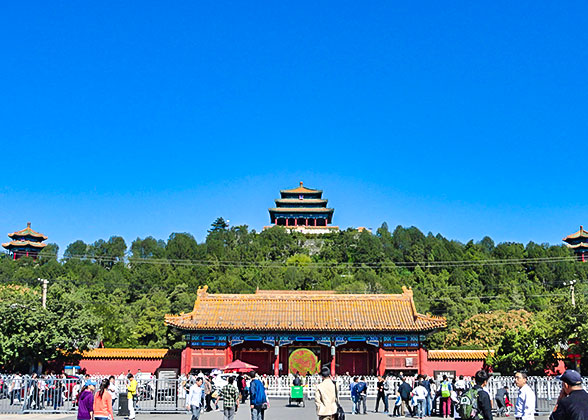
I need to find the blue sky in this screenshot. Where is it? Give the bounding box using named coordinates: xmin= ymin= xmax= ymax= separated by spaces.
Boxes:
xmin=1 ymin=1 xmax=587 ymax=252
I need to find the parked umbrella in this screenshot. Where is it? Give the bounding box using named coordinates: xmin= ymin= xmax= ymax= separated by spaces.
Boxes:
xmin=222 ymin=359 xmax=259 ymax=372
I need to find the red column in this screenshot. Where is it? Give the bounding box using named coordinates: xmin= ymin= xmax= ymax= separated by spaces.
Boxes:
xmin=378 ymin=347 xmax=386 ymax=376
xmin=294 ymin=218 xmax=298 ymax=226
xmin=305 ymin=218 xmax=309 ymax=226
xmin=313 ymin=219 xmax=317 ymax=227
xmin=286 ymin=218 xmax=289 ymax=226
xmin=181 ymin=347 xmax=193 ymax=375
xmin=418 ymin=346 xmax=427 ymax=375
xmin=331 ymin=347 xmax=336 ymax=376
xmin=274 ymin=346 xmax=279 ymax=376
xmin=225 ymin=346 xmax=233 ymax=365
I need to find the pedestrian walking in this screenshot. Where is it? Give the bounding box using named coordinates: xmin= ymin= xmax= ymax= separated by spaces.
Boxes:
xmin=250 ymin=372 xmax=269 ymax=420
xmin=107 ymin=375 xmax=118 ymax=414
xmin=393 ymin=391 xmax=402 ymax=417
xmin=350 ymin=377 xmax=359 ymax=414
xmin=218 ymin=376 xmax=240 ymax=420
xmin=440 ymin=375 xmax=453 ymax=418
xmin=413 ymin=380 xmax=428 ymax=419
xmin=93 ymin=378 xmax=114 ymax=420
xmin=375 ymin=375 xmax=389 ymax=413
xmin=399 ymin=376 xmax=414 ymax=417
xmin=315 ymin=366 xmax=338 ymax=420
xmin=356 ymin=376 xmax=368 ymax=414
xmin=550 ymin=369 xmax=588 ymax=420
xmin=186 ymin=377 xmax=204 ymax=420
xmin=204 ymin=376 xmax=213 ymax=411
xmin=471 ymin=370 xmax=493 ymax=420
xmin=514 ymin=372 xmax=535 ymax=420
xmin=127 ymin=373 xmax=138 ymax=420
xmin=76 ymin=381 xmax=95 ymax=420
xmin=495 ymin=386 xmax=509 ymax=417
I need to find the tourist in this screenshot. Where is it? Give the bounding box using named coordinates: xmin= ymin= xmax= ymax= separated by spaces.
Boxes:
xmin=399 ymin=376 xmax=413 ymax=417
xmin=392 ymin=391 xmax=402 ymax=417
xmin=514 ymin=372 xmax=535 ymax=420
xmin=315 ymin=366 xmax=338 ymax=420
xmin=93 ymin=378 xmax=114 ymax=420
xmin=107 ymin=375 xmax=118 ymax=413
xmin=127 ymin=373 xmax=138 ymax=420
xmin=356 ymin=376 xmax=368 ymax=415
xmin=350 ymin=376 xmax=359 ymax=414
xmin=455 ymin=376 xmax=466 ymax=393
xmin=218 ymin=376 xmax=240 ymax=420
xmin=495 ymin=385 xmax=509 ymax=417
xmin=440 ymin=375 xmax=453 ymax=418
xmin=293 ymin=373 xmax=302 ymax=386
xmin=250 ymin=372 xmax=269 ymax=420
xmin=10 ymin=373 xmax=22 ymax=405
xmin=186 ymin=377 xmax=204 ymax=420
xmin=550 ymin=369 xmax=588 ymax=420
xmin=53 ymin=373 xmax=65 ymax=410
xmin=422 ymin=376 xmax=432 ymax=416
xmin=237 ymin=373 xmax=248 ymax=403
xmin=375 ymin=375 xmax=389 ymax=413
xmin=471 ymin=370 xmax=492 ymax=420
xmin=76 ymin=381 xmax=95 ymax=420
xmin=203 ymin=375 xmax=213 ymax=411
xmin=413 ymin=379 xmax=428 ymax=419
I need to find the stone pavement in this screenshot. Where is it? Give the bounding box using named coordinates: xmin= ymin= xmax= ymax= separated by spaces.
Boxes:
xmin=0 ymin=397 xmax=552 ymax=420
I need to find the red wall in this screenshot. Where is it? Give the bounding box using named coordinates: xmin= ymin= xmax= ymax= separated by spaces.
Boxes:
xmin=79 ymin=357 xmax=180 ymax=375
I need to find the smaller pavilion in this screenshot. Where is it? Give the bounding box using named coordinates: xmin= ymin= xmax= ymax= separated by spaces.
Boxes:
xmin=563 ymin=226 xmax=588 ymax=262
xmin=267 ymin=182 xmax=338 ymax=234
xmin=2 ymin=222 xmax=48 ymax=260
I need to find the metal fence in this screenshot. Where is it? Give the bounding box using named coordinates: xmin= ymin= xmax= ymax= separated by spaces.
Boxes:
xmin=1 ymin=374 xmax=585 ymax=415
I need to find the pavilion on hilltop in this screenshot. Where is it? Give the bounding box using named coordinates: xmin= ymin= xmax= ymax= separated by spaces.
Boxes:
xmin=563 ymin=225 xmax=588 ymax=262
xmin=2 ymin=222 xmax=48 ymax=260
xmin=266 ymin=182 xmax=338 ymax=234
xmin=165 ymin=286 xmax=446 ymax=376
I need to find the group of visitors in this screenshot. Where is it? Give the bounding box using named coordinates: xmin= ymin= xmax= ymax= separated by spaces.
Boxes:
xmin=185 ymin=371 xmax=269 ymax=420
xmin=76 ymin=373 xmax=136 ymax=420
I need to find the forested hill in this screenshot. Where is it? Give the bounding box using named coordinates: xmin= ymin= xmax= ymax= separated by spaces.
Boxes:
xmin=2 ymin=218 xmax=587 ymax=373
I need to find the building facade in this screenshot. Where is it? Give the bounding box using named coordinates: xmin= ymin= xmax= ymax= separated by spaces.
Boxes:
xmin=165 ymin=286 xmax=446 ymax=376
xmin=2 ymin=222 xmax=48 ymax=260
xmin=267 ymin=182 xmax=338 ymax=234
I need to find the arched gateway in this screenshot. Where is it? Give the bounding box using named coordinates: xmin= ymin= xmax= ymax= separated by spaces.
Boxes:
xmin=165 ymin=286 xmax=446 ymax=376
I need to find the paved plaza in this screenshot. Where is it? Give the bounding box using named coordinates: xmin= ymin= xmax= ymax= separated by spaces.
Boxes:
xmin=0 ymin=397 xmax=552 ymax=420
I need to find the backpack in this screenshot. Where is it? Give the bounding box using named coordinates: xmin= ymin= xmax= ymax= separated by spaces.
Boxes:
xmin=356 ymin=382 xmax=367 ymax=394
xmin=250 ymin=379 xmax=267 ymax=407
xmin=441 ymin=382 xmax=451 ymax=398
xmin=457 ymin=387 xmax=480 ymax=419
xmin=383 ymin=381 xmax=390 ymax=392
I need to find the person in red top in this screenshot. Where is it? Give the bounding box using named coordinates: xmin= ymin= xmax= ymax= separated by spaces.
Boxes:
xmin=93 ymin=379 xmax=114 ymax=420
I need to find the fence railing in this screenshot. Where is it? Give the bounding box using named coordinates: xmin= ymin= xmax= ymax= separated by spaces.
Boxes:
xmin=1 ymin=375 xmax=583 ymax=415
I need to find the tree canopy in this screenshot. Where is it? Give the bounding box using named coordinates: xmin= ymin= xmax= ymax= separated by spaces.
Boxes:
xmin=1 ymin=222 xmax=585 ymax=373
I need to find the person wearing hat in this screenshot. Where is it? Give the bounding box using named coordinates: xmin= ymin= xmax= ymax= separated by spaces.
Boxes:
xmin=550 ymin=369 xmax=588 ymax=420
xmin=76 ymin=381 xmax=95 ymax=420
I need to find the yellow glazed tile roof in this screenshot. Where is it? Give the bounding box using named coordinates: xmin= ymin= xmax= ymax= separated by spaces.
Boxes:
xmin=2 ymin=240 xmax=48 ymax=249
xmin=7 ymin=222 xmax=48 ymax=240
xmin=280 ymin=182 xmax=321 ymax=194
xmin=81 ymin=348 xmax=177 ymax=359
xmin=165 ymin=286 xmax=446 ymax=333
xmin=427 ymin=350 xmax=494 ymax=361
xmin=563 ymin=225 xmax=588 ymax=241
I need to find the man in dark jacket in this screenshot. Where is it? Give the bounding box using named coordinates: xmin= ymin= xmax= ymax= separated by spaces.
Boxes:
xmin=398 ymin=377 xmax=413 ymax=417
xmin=473 ymin=370 xmax=492 ymax=420
xmin=550 ymin=369 xmax=588 ymax=420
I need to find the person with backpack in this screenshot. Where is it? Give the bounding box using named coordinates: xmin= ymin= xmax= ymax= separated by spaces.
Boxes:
xmin=249 ymin=372 xmax=268 ymax=420
xmin=375 ymin=375 xmax=389 ymax=413
xmin=356 ymin=377 xmax=368 ymax=414
xmin=456 ymin=370 xmax=492 ymax=420
xmin=440 ymin=375 xmax=453 ymax=418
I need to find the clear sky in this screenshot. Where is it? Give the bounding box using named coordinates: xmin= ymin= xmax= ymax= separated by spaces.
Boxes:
xmin=1 ymin=1 xmax=587 ymax=252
